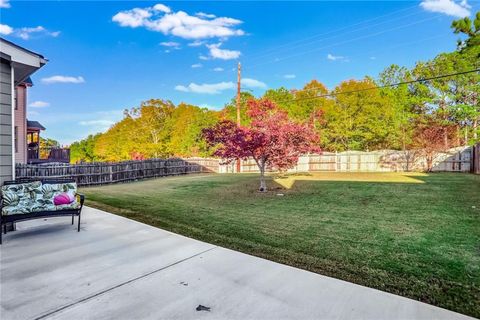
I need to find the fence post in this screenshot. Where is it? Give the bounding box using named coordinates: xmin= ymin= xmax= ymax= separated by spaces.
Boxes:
xmin=335 ymin=151 xmax=338 ymax=172
xmin=473 ymin=143 xmax=480 ymax=174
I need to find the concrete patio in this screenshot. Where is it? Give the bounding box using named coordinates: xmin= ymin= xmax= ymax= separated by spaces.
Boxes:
xmin=0 ymin=207 xmax=474 ymax=320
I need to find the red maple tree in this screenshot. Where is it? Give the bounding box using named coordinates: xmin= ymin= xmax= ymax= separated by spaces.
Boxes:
xmin=203 ymin=98 xmax=320 ymax=191
xmin=412 ymin=119 xmax=456 ymax=171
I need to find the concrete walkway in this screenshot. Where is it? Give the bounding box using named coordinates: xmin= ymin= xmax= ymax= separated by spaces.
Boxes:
xmin=0 ymin=207 xmax=474 ymax=320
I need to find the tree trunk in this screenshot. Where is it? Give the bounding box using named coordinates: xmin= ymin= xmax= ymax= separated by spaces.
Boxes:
xmin=464 ymin=123 xmax=468 ymax=146
xmin=455 ymin=125 xmax=459 ymax=146
xmin=474 ymin=118 xmax=478 ymax=141
xmin=426 ymin=153 xmax=433 ymax=172
xmin=258 ymin=160 xmax=267 ymax=192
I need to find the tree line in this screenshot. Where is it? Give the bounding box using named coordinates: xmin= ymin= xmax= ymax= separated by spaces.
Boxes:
xmin=70 ymin=13 xmax=479 ymax=163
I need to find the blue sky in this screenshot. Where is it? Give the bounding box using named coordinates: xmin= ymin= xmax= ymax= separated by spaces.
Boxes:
xmin=1 ymin=0 xmax=478 ymax=144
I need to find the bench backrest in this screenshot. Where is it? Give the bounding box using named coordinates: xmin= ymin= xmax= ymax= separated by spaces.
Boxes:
xmin=1 ymin=180 xmax=79 ymax=215
xmin=3 ymin=178 xmax=75 ymax=186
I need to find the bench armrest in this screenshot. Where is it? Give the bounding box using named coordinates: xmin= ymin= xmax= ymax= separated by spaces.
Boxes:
xmin=77 ymin=193 xmax=85 ymax=207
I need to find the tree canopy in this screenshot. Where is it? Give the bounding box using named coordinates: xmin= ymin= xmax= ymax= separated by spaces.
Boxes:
xmin=203 ymin=98 xmax=320 ymax=191
xmin=70 ymin=12 xmax=479 ymax=163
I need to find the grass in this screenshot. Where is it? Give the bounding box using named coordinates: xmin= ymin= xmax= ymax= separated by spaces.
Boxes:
xmin=81 ymin=172 xmax=480 ymax=317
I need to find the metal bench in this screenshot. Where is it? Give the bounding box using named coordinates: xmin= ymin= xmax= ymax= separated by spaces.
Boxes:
xmin=0 ymin=178 xmax=84 ymax=244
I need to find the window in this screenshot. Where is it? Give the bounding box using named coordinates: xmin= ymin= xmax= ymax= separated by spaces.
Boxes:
xmin=27 ymin=132 xmax=39 ymax=144
xmin=14 ymin=126 xmax=18 ymax=153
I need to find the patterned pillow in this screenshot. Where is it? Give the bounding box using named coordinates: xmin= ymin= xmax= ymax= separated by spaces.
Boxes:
xmin=50 ymin=182 xmax=79 ymax=211
xmin=54 ymin=192 xmax=75 ymax=205
xmin=43 ymin=182 xmax=77 ymax=194
xmin=42 ymin=182 xmax=78 ymax=212
xmin=1 ymin=181 xmax=43 ymax=215
xmin=59 ymin=182 xmax=77 ymax=193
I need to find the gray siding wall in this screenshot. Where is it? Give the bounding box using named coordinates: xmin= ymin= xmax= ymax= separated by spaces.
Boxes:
xmin=0 ymin=59 xmax=13 ymax=184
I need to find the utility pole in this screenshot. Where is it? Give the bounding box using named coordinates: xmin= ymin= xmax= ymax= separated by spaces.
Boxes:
xmin=236 ymin=61 xmax=242 ymax=173
xmin=236 ymin=61 xmax=241 ymax=126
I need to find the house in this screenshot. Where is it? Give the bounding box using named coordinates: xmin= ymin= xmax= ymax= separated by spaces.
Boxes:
xmin=13 ymin=77 xmax=48 ymax=164
xmin=0 ymin=38 xmax=47 ymax=184
xmin=14 ymin=75 xmax=58 ymax=164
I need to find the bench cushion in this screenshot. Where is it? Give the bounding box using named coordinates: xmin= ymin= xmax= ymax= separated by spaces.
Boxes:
xmin=1 ymin=181 xmax=80 ymax=216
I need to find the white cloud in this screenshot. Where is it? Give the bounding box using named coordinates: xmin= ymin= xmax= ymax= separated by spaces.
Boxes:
xmin=207 ymin=43 xmax=241 ymax=60
xmin=160 ymin=41 xmax=180 ymax=49
xmin=30 ymin=109 xmax=124 ymax=145
xmin=113 ymin=4 xmax=244 ymax=40
xmin=196 ymin=12 xmax=216 ymax=19
xmin=420 ymin=0 xmax=471 ymax=17
xmin=29 ymin=101 xmax=50 ymax=108
xmin=199 ymin=55 xmax=209 ymax=60
xmin=327 ymin=53 xmax=341 ymax=61
xmin=370 ymin=56 xmax=377 ymax=60
xmin=213 ymin=67 xmax=224 ymax=72
xmin=74 ymin=110 xmax=124 ymax=138
xmin=153 ymin=3 xmax=171 ymax=13
xmin=327 ymin=53 xmax=348 ymax=62
xmin=242 ymin=78 xmax=267 ymax=88
xmin=175 ymin=81 xmax=235 ymax=94
xmin=284 ymin=74 xmax=296 ymax=79
xmin=188 ymin=40 xmax=205 ymax=47
xmin=0 ymin=24 xmax=59 ymax=39
xmin=191 ymin=63 xmax=203 ymax=68
xmin=41 ymin=76 xmax=85 ymax=84
xmin=78 ymin=119 xmax=116 ymax=136
xmin=112 ymin=8 xmax=152 ymax=28
xmin=174 ymin=85 xmax=190 ymax=92
xmin=175 ymin=77 xmax=266 ymax=94
xmin=79 ymin=120 xmax=115 ymax=127
xmin=15 ymin=26 xmax=60 ymax=40
xmin=0 ymin=24 xmax=13 ymax=35
xmin=0 ymin=0 xmax=10 ymax=8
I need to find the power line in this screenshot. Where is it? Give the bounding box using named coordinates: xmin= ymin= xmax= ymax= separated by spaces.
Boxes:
xmin=240 ymin=34 xmax=452 ymax=96
xmin=175 ymin=5 xmax=422 ymax=90
xmin=243 ymin=69 xmax=480 ymax=104
xmin=245 ymin=6 xmax=421 ymax=63
xmin=245 ymin=15 xmax=440 ymax=71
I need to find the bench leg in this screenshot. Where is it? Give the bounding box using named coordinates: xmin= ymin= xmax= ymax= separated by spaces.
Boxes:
xmin=77 ymin=212 xmax=81 ymax=232
xmin=72 ymin=214 xmax=74 ymax=225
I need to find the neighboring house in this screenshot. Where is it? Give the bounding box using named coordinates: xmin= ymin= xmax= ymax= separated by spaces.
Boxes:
xmin=13 ymin=78 xmax=31 ymax=164
xmin=0 ymin=38 xmax=47 ymax=185
xmin=14 ymin=77 xmax=48 ymax=164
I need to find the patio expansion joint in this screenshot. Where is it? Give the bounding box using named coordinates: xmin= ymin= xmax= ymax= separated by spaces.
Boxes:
xmin=32 ymin=246 xmax=218 ymax=320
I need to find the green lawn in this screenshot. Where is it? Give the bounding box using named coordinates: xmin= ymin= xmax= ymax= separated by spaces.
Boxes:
xmin=81 ymin=172 xmax=480 ymax=317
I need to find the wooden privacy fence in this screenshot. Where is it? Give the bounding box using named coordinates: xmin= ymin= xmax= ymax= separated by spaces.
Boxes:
xmin=15 ymin=158 xmax=218 ymax=186
xmin=219 ymin=147 xmax=474 ymax=173
xmin=15 ymin=147 xmax=477 ymax=186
